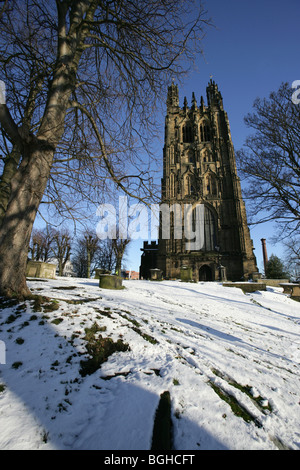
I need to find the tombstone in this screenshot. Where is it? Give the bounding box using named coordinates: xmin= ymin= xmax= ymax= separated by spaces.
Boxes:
xmin=99 ymin=274 xmax=123 ymax=289
xmin=94 ymin=268 xmax=111 ymax=279
xmin=0 ymin=340 xmax=5 ymax=365
xmin=291 ymin=284 xmax=300 ymax=301
xmin=26 ymin=260 xmax=56 ymax=279
xmin=150 ymin=268 xmax=163 ymax=281
xmin=180 ymin=265 xmax=193 ymax=282
xmin=252 ymin=272 xmax=262 ymax=282
xmin=219 ymin=265 xmax=227 ymax=281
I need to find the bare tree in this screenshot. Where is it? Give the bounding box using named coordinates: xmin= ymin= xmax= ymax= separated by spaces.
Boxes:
xmin=29 ymin=227 xmax=55 ymax=262
xmin=236 ymin=82 xmax=300 ymax=238
xmin=284 ymin=237 xmax=300 ymax=281
xmin=72 ymin=229 xmax=100 ymax=278
xmin=52 ymin=228 xmax=72 ymax=276
xmin=94 ymin=238 xmax=115 ymax=273
xmin=112 ymin=238 xmax=131 ymax=276
xmin=0 ymin=0 xmax=209 ymax=297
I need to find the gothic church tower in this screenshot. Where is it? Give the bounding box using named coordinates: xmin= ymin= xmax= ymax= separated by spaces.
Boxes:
xmin=157 ymin=80 xmax=258 ymax=281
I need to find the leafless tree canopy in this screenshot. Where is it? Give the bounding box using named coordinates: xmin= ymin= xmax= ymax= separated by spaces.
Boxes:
xmin=236 ymin=82 xmax=300 ymax=238
xmin=0 ymin=0 xmax=209 ymax=221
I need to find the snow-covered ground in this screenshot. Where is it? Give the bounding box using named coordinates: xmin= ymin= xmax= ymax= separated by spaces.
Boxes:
xmin=0 ymin=277 xmax=299 ymax=450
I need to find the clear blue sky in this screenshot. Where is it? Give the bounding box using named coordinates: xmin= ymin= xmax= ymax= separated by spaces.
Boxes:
xmin=125 ymin=0 xmax=300 ymax=274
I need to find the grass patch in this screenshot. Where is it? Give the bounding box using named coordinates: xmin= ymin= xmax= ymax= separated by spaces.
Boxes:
xmin=12 ymin=361 xmax=23 ymax=369
xmin=53 ymin=286 xmax=77 ymax=290
xmin=15 ymin=337 xmax=24 ymax=345
xmin=93 ymin=307 xmax=112 ymax=317
xmin=120 ymin=313 xmax=141 ymax=328
xmin=62 ymin=297 xmax=102 ymax=305
xmin=5 ymin=313 xmax=21 ymax=324
xmin=79 ymin=322 xmax=129 ymax=377
xmin=29 ymin=295 xmax=60 ymax=313
xmin=209 ymin=380 xmax=262 ymax=427
xmin=117 ymin=311 xmax=158 ymax=344
xmin=51 ymin=318 xmax=64 ymax=325
xmin=0 ymin=297 xmax=19 ymax=311
xmin=131 ymin=326 xmax=158 ymax=344
xmin=211 ymin=368 xmax=273 ymax=413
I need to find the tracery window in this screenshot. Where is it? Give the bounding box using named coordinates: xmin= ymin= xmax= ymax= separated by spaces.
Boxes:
xmin=200 ymin=123 xmax=211 ymax=142
xmin=205 ymin=173 xmax=218 ymax=196
xmin=169 ymin=173 xmax=175 ymax=197
xmin=191 ymin=206 xmax=216 ymax=251
xmin=182 ymin=125 xmax=193 ymax=143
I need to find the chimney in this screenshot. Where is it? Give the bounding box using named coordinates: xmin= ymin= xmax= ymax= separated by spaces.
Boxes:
xmin=261 ymin=238 xmax=268 ymax=274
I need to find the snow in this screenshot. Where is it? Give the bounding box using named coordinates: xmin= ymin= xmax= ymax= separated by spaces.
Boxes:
xmin=0 ymin=277 xmax=300 ymax=450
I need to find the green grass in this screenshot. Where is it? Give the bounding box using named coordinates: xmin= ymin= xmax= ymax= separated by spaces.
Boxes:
xmin=211 ymin=368 xmax=273 ymax=413
xmin=12 ymin=361 xmax=23 ymax=369
xmin=209 ymin=380 xmax=262 ymax=427
xmin=15 ymin=337 xmax=24 ymax=345
xmin=51 ymin=318 xmax=64 ymax=325
xmin=79 ymin=322 xmax=129 ymax=377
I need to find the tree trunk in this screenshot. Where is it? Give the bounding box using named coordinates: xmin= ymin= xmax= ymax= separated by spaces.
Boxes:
xmin=0 ymin=141 xmax=53 ymax=298
xmin=0 ymin=145 xmax=21 ymax=225
xmin=87 ymin=249 xmax=91 ymax=279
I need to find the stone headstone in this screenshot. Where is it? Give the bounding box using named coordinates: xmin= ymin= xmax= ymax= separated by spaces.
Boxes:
xmin=26 ymin=260 xmax=56 ymax=279
xmin=180 ymin=266 xmax=193 ymax=282
xmin=99 ymin=274 xmax=123 ymax=289
xmin=150 ymin=268 xmax=163 ymax=281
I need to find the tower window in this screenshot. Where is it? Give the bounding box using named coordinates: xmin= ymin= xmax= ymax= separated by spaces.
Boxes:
xmin=183 ymin=125 xmax=193 ymax=143
xmin=190 ymin=205 xmax=216 ymax=252
xmin=200 ymin=123 xmax=211 ymax=142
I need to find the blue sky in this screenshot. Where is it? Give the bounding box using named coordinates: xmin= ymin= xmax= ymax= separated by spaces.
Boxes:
xmin=124 ymin=0 xmax=299 ymax=274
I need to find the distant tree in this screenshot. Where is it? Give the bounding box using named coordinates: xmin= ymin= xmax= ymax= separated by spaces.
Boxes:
xmin=236 ymin=82 xmax=300 ymax=239
xmin=112 ymin=238 xmax=131 ymax=276
xmin=94 ymin=239 xmax=115 ymax=273
xmin=72 ymin=230 xmax=100 ymax=278
xmin=29 ymin=227 xmax=55 ymax=262
xmin=265 ymin=254 xmax=289 ymax=279
xmin=52 ymin=229 xmax=72 ymax=276
xmin=284 ymin=237 xmax=300 ymax=281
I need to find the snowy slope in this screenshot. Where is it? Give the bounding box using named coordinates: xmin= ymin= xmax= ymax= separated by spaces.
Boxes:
xmin=0 ymin=278 xmax=299 ymax=450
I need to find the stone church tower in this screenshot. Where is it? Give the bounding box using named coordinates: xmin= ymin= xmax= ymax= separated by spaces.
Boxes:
xmin=156 ymin=80 xmax=258 ymax=281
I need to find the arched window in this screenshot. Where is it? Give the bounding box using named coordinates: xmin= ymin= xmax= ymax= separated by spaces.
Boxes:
xmin=205 ymin=173 xmax=218 ymax=196
xmin=184 ymin=174 xmax=192 ymax=196
xmin=169 ymin=145 xmax=174 ymax=165
xmin=169 ymin=173 xmax=175 ymax=197
xmin=200 ymin=123 xmax=211 ymax=142
xmin=203 ymin=206 xmax=216 ymax=251
xmin=189 ymin=205 xmax=216 ymax=251
xmin=182 ymin=125 xmax=193 ymax=143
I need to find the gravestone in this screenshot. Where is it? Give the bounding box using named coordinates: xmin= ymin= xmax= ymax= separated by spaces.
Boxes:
xmin=180 ymin=266 xmax=193 ymax=282
xmin=26 ymin=260 xmax=56 ymax=279
xmin=150 ymin=268 xmax=163 ymax=281
xmin=94 ymin=269 xmax=111 ymax=279
xmin=99 ymin=274 xmax=123 ymax=289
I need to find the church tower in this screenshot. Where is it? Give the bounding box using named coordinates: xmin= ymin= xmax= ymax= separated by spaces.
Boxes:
xmin=156 ymin=80 xmax=258 ymax=281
